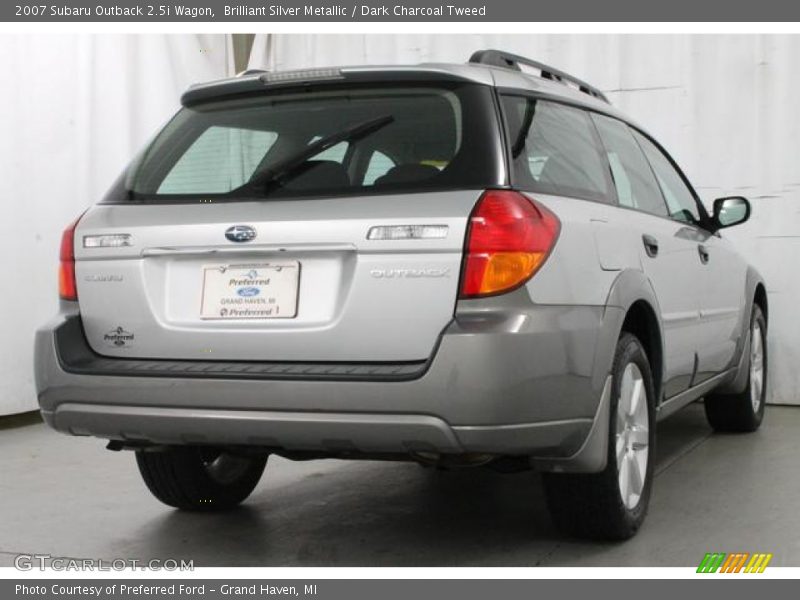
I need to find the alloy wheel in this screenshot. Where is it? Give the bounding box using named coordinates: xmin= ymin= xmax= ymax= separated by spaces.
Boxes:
xmin=615 ymin=362 xmax=650 ymax=510
xmin=750 ymin=320 xmax=765 ymax=413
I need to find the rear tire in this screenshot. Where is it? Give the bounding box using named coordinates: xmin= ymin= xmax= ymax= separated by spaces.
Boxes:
xmin=704 ymin=304 xmax=767 ymax=433
xmin=543 ymin=332 xmax=656 ymax=540
xmin=135 ymin=446 xmax=267 ymax=511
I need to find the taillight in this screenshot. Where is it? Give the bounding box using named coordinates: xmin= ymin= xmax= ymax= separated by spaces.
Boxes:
xmin=58 ymin=215 xmax=83 ymax=301
xmin=459 ymin=190 xmax=560 ymax=298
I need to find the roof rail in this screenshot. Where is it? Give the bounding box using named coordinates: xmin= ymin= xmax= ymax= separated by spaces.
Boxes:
xmin=469 ymin=49 xmax=609 ymax=104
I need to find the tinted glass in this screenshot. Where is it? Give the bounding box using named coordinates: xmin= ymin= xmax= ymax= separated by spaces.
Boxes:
xmin=158 ymin=127 xmax=278 ymax=194
xmin=363 ymin=151 xmax=396 ymax=185
xmin=308 ymin=140 xmax=349 ymax=163
xmin=121 ymin=84 xmax=501 ymax=202
xmin=501 ymin=96 xmax=612 ymax=203
xmin=632 ymin=130 xmax=701 ymax=224
xmin=591 ymin=113 xmax=668 ymax=217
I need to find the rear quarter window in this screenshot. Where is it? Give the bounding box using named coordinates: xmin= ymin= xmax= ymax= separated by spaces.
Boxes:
xmin=501 ymin=96 xmax=613 ymax=203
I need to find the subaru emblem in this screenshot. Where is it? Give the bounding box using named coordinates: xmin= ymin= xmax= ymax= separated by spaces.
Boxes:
xmin=225 ymin=225 xmax=257 ymax=243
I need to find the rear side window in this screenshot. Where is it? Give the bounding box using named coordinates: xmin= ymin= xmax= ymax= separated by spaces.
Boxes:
xmin=631 ymin=130 xmax=701 ymax=224
xmin=591 ymin=114 xmax=668 ymax=218
xmin=123 ymin=83 xmax=501 ymax=202
xmin=501 ymin=96 xmax=612 ymax=203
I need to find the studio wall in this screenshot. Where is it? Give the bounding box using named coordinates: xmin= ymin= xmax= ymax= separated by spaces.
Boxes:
xmin=0 ymin=34 xmax=232 ymax=414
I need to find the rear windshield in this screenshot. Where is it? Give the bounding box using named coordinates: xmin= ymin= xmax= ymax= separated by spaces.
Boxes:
xmin=113 ymin=83 xmax=501 ymax=203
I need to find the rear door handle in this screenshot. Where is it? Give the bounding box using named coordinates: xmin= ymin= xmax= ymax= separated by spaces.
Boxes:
xmin=642 ymin=234 xmax=659 ymax=258
xmin=698 ymin=244 xmax=710 ymax=264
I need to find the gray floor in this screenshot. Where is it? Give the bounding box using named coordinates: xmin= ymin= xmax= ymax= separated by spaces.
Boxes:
xmin=1 ymin=403 xmax=798 ymax=567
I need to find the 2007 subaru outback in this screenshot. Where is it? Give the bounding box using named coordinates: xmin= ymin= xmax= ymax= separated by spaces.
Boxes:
xmin=35 ymin=50 xmax=767 ymax=540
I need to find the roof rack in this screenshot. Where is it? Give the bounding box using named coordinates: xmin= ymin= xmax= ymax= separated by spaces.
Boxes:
xmin=469 ymin=49 xmax=609 ymax=104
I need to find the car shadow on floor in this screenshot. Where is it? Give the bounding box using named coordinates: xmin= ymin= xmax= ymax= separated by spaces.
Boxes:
xmin=133 ymin=404 xmax=714 ymax=566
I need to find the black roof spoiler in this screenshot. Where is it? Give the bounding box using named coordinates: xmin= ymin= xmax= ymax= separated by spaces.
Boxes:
xmin=469 ymin=49 xmax=610 ymax=104
xmin=181 ymin=66 xmax=486 ymax=107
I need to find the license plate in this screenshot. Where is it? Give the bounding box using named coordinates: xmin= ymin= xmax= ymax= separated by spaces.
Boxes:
xmin=200 ymin=262 xmax=300 ymax=320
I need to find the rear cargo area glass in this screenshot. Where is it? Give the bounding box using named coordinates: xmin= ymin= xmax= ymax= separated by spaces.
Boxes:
xmin=126 ymin=83 xmax=499 ymax=201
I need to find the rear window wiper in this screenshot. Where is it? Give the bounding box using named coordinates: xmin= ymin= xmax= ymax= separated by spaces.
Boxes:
xmin=246 ymin=114 xmax=395 ymax=193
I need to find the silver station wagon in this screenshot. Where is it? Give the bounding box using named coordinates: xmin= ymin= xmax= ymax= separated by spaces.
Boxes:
xmin=35 ymin=50 xmax=767 ymax=540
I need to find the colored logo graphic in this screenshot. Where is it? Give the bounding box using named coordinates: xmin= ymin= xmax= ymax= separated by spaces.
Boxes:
xmin=224 ymin=225 xmax=257 ymax=243
xmin=237 ymin=287 xmax=261 ymax=297
xmin=697 ymin=552 xmax=772 ymax=573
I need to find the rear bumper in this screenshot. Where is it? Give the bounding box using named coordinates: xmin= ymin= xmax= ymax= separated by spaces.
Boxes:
xmin=42 ymin=403 xmax=595 ymax=457
xmin=35 ymin=298 xmax=623 ymax=466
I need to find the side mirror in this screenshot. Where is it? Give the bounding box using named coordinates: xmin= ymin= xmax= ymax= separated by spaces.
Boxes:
xmin=712 ymin=196 xmax=750 ymax=231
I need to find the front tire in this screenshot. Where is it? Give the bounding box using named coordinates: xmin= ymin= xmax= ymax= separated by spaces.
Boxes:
xmin=543 ymin=332 xmax=656 ymax=540
xmin=135 ymin=446 xmax=267 ymax=511
xmin=704 ymin=304 xmax=767 ymax=432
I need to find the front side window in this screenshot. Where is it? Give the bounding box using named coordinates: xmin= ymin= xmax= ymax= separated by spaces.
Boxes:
xmin=591 ymin=113 xmax=668 ymax=218
xmin=122 ymin=83 xmax=500 ymax=202
xmin=631 ymin=130 xmax=701 ymax=224
xmin=501 ymin=96 xmax=612 ymax=203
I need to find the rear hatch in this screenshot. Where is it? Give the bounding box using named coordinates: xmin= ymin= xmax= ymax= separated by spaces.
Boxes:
xmin=74 ymin=77 xmax=504 ymax=362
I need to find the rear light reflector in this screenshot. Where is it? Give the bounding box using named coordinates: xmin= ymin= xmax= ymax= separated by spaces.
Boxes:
xmin=460 ymin=190 xmax=560 ymax=298
xmin=58 ymin=214 xmax=84 ymax=301
xmin=83 ymin=233 xmax=132 ymax=248
xmin=367 ymin=224 xmax=449 ymax=240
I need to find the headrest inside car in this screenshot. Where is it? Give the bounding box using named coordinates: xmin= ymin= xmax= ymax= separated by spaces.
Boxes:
xmin=374 ymin=164 xmax=441 ymax=187
xmin=282 ymin=161 xmax=350 ymax=191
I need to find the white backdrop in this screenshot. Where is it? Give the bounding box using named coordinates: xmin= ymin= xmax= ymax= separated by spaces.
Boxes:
xmin=251 ymin=34 xmax=800 ymax=406
xmin=1 ymin=34 xmax=798 ymax=415
xmin=0 ymin=34 xmax=232 ymax=415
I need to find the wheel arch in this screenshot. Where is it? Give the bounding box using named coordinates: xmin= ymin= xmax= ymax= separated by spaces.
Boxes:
xmin=619 ymin=300 xmax=664 ymax=403
xmin=599 ymin=269 xmax=665 ymax=403
xmin=715 ymin=266 xmax=767 ymax=395
xmin=754 ymin=280 xmax=768 ymax=325
xmin=529 ymin=269 xmax=665 ymax=475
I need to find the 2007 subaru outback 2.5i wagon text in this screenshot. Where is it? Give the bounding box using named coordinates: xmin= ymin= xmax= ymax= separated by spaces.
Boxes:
xmin=35 ymin=50 xmax=768 ymax=540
